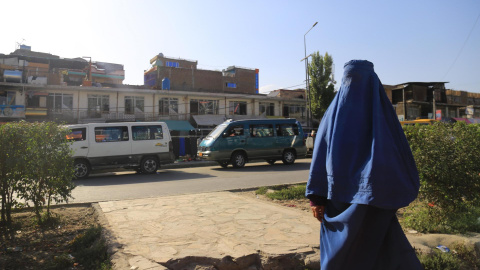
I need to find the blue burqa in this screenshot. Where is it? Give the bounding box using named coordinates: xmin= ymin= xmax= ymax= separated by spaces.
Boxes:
xmin=306 ymin=60 xmax=422 ymax=269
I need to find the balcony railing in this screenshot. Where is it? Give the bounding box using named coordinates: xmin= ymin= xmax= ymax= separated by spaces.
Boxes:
xmin=30 ymin=108 xmax=188 ymax=123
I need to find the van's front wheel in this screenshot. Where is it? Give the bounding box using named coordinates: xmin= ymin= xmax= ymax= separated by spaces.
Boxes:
xmin=282 ymin=150 xmax=296 ymax=165
xmin=140 ymin=157 xmax=159 ymax=174
xmin=74 ymin=159 xmax=90 ymax=179
xmin=231 ymin=152 xmax=246 ymax=168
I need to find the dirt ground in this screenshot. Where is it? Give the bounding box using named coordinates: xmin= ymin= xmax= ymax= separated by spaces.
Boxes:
xmin=0 ymin=205 xmax=99 ymax=270
xmin=0 ymin=190 xmax=310 ymax=270
xmin=4 ymin=190 xmax=476 ymax=269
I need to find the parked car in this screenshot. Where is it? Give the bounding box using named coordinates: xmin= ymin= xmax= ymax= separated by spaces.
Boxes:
xmin=197 ymin=119 xmax=307 ymax=168
xmin=66 ymin=122 xmax=175 ymax=178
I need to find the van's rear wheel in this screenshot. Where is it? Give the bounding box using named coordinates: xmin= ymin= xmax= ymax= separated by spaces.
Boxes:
xmin=140 ymin=157 xmax=159 ymax=174
xmin=219 ymin=161 xmax=229 ymax=168
xmin=282 ymin=150 xmax=296 ymax=165
xmin=231 ymin=152 xmax=246 ymax=168
xmin=267 ymin=159 xmax=276 ymax=165
xmin=74 ymin=159 xmax=90 ymax=179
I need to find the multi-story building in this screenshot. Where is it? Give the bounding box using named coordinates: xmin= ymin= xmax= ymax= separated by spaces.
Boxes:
xmin=390 ymin=82 xmax=480 ymax=120
xmin=0 ymin=48 xmax=306 ymax=134
xmin=144 ymin=53 xmax=259 ymax=94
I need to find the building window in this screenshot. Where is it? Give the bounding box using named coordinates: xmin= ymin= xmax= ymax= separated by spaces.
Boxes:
xmin=226 ymin=83 xmax=237 ymax=88
xmin=259 ymin=102 xmax=274 ymax=116
xmin=229 ymin=101 xmax=247 ymax=115
xmin=0 ymin=91 xmax=16 ymax=105
xmin=88 ymin=95 xmax=109 ymax=117
xmin=165 ymin=61 xmax=179 ymax=68
xmin=190 ymin=99 xmax=219 ymax=115
xmin=283 ymin=104 xmax=305 ymax=119
xmin=125 ymin=96 xmax=145 ymax=114
xmin=47 ymin=93 xmax=73 ymax=112
xmin=159 ymin=98 xmax=178 ymax=115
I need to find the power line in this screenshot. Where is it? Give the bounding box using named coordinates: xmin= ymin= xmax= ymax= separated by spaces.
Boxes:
xmin=442 ymin=11 xmax=480 ymax=80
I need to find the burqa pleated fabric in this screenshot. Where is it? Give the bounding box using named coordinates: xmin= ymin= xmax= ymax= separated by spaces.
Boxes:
xmin=306 ymin=60 xmax=422 ymax=270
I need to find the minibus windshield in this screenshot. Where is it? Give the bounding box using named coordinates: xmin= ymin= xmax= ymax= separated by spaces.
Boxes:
xmin=206 ymin=124 xmax=228 ymax=139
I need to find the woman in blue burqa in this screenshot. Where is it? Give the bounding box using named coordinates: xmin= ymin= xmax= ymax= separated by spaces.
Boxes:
xmin=306 ymin=60 xmax=422 ymax=269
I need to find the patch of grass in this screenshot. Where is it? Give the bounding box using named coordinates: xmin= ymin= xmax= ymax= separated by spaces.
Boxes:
xmin=402 ymin=200 xmax=480 ymax=234
xmin=70 ymin=225 xmax=111 ymax=270
xmin=417 ymin=243 xmax=480 ymax=270
xmin=255 ymin=186 xmax=268 ymax=195
xmin=265 ymin=184 xmax=307 ymax=200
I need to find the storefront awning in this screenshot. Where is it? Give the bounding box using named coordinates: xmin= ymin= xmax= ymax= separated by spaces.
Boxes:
xmin=162 ymin=120 xmax=195 ymax=131
xmin=192 ymin=115 xmax=227 ymax=126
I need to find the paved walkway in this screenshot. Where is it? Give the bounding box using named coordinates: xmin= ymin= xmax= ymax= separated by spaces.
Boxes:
xmin=97 ymin=192 xmax=321 ymax=270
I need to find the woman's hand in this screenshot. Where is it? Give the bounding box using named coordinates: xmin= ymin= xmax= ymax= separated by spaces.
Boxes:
xmin=311 ymin=205 xmax=325 ymax=222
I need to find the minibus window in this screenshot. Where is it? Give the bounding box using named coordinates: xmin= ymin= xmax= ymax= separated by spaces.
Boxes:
xmin=66 ymin=128 xmax=86 ymax=141
xmin=250 ymin=124 xmax=274 ymax=137
xmin=132 ymin=125 xmax=163 ymax=140
xmin=94 ymin=126 xmax=129 ymax=142
xmin=225 ymin=125 xmax=244 ymax=137
xmin=276 ymin=124 xmax=298 ymax=136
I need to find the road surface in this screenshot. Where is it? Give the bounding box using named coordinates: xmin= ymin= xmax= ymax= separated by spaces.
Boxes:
xmin=71 ymin=158 xmax=312 ymax=203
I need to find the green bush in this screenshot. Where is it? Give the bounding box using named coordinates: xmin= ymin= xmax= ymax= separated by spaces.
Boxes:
xmin=403 ymin=122 xmax=480 ymax=233
xmin=0 ymin=121 xmax=75 ymax=226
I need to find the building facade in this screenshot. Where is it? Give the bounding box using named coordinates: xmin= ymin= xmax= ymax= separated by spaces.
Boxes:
xmin=144 ymin=53 xmax=259 ymax=94
xmin=390 ymin=82 xmax=480 ymax=120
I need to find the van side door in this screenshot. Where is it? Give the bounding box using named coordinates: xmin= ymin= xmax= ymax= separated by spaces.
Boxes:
xmin=275 ymin=123 xmax=299 ymax=152
xmin=247 ymin=124 xmax=275 ymax=159
xmin=87 ymin=125 xmax=131 ymax=166
xmin=220 ymin=124 xmax=246 ymax=155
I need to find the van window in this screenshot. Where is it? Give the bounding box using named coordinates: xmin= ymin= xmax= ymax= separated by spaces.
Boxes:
xmin=276 ymin=124 xmax=299 ymax=136
xmin=226 ymin=125 xmax=244 ymax=137
xmin=132 ymin=125 xmax=164 ymax=140
xmin=250 ymin=124 xmax=274 ymax=137
xmin=95 ymin=126 xmax=129 ymax=142
xmin=66 ymin=128 xmax=86 ymax=141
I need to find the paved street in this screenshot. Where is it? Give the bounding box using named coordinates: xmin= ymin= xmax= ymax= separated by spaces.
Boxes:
xmin=71 ymin=158 xmax=312 ymax=203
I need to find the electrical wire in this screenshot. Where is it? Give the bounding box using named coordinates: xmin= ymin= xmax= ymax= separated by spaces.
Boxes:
xmin=442 ymin=11 xmax=480 ymax=80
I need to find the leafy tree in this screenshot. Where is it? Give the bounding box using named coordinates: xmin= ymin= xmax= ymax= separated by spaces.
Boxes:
xmin=0 ymin=122 xmax=27 ymax=225
xmin=19 ymin=122 xmax=75 ymax=221
xmin=308 ymin=52 xmax=336 ymax=121
xmin=0 ymin=121 xmax=75 ymax=226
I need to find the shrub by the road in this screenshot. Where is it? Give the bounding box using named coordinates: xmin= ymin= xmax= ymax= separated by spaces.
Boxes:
xmin=403 ymin=122 xmax=480 ymax=233
xmin=0 ymin=121 xmax=75 ymax=226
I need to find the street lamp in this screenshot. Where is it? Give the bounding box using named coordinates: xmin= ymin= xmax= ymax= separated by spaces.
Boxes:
xmin=304 ymin=22 xmax=317 ymax=130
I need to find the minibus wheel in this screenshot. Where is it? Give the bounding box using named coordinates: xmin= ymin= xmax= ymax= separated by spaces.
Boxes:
xmin=74 ymin=159 xmax=90 ymax=179
xmin=231 ymin=152 xmax=246 ymax=168
xmin=282 ymin=150 xmax=296 ymax=165
xmin=140 ymin=156 xmax=159 ymax=174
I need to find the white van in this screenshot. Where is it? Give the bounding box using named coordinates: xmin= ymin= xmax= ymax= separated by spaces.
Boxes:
xmin=66 ymin=122 xmax=175 ymax=178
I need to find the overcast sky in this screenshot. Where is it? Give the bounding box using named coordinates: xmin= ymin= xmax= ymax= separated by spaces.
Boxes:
xmin=2 ymin=0 xmax=479 ymax=93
